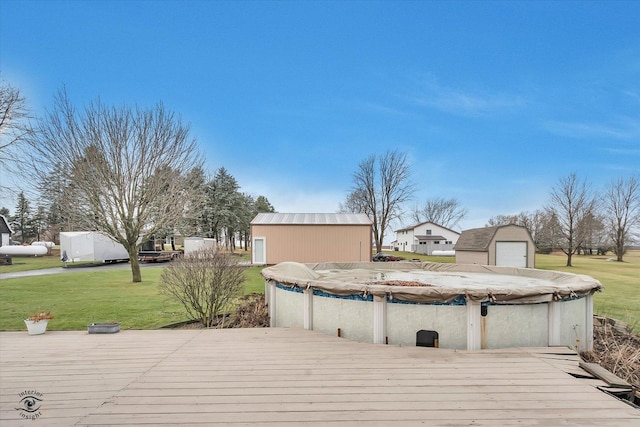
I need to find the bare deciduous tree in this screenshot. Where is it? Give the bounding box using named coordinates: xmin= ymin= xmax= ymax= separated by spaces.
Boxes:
xmin=159 ymin=249 xmax=246 ymax=327
xmin=547 ymin=173 xmax=597 ymax=267
xmin=344 ymin=150 xmax=414 ymax=253
xmin=28 ymin=89 xmax=202 ymax=282
xmin=0 ymin=82 xmax=32 ymax=192
xmin=338 ymin=188 xmax=369 ymax=214
xmin=486 ymin=210 xmax=552 ymax=251
xmin=412 ymin=197 xmax=467 ymax=229
xmin=603 ymin=175 xmax=640 ymax=262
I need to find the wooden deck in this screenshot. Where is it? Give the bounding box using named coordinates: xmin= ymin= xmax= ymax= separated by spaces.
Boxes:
xmin=1 ymin=328 xmax=638 ymax=426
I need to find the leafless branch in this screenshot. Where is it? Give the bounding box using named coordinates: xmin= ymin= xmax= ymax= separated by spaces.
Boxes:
xmin=346 ymin=150 xmax=414 ymax=253
xmin=603 ymin=175 xmax=640 ymax=261
xmin=27 ymin=88 xmax=203 ymax=282
xmin=412 ymin=197 xmax=467 ymax=229
xmin=159 ymin=249 xmax=246 ymax=327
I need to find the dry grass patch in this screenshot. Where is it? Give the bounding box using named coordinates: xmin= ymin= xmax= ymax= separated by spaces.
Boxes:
xmin=582 ymin=316 xmax=640 ymax=391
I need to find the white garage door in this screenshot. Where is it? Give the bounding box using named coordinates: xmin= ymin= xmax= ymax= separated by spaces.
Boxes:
xmin=496 ymin=242 xmax=527 ymax=268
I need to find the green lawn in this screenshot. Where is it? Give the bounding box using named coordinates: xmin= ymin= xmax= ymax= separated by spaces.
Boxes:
xmin=381 ymin=249 xmax=639 ymax=332
xmin=0 ymin=254 xmax=66 ymax=272
xmin=382 ymin=250 xmax=456 ymax=263
xmin=0 ymin=265 xmax=267 ymax=331
xmin=535 ymin=251 xmax=640 ymax=333
xmin=1 ymin=250 xmax=637 ymax=332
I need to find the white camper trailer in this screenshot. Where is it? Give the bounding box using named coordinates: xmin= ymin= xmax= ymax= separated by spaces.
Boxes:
xmin=60 ymin=232 xmax=129 ymax=263
xmin=183 ymin=237 xmax=217 ymax=255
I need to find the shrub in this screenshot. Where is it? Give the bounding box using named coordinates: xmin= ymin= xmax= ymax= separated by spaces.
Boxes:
xmin=159 ymin=248 xmax=246 ymax=327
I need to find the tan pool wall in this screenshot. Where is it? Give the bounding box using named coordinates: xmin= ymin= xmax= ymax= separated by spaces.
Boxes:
xmin=269 ymin=285 xmax=590 ymax=350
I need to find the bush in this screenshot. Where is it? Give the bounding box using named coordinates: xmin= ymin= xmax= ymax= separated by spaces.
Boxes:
xmin=159 ymin=249 xmax=246 ymax=327
xmin=582 ymin=316 xmax=640 ymax=390
xmin=225 ymin=293 xmax=269 ymax=328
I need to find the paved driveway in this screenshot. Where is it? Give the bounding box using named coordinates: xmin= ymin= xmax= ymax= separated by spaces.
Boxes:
xmin=0 ymin=261 xmax=165 ymax=280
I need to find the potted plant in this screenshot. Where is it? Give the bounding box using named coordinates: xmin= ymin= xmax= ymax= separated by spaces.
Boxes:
xmin=24 ymin=311 xmax=54 ymax=335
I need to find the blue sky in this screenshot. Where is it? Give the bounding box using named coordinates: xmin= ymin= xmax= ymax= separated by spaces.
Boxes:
xmin=1 ymin=0 xmax=639 ymax=233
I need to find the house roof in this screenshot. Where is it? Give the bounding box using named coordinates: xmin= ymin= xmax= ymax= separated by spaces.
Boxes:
xmin=0 ymin=215 xmax=13 ymax=235
xmin=415 ymin=235 xmax=446 ymax=241
xmin=251 ymin=213 xmax=372 ymax=226
xmin=454 ymin=224 xmax=532 ymax=251
xmin=395 ymin=221 xmax=461 ymax=236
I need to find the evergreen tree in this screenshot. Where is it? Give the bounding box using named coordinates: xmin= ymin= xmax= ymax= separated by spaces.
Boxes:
xmin=202 ymin=167 xmax=243 ymax=250
xmin=255 ymin=195 xmax=275 ymax=213
xmin=32 ymin=205 xmax=47 ymax=241
xmin=12 ymin=191 xmax=33 ymax=243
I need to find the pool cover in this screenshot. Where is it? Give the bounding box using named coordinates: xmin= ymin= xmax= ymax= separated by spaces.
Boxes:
xmin=261 ymin=261 xmax=603 ymax=304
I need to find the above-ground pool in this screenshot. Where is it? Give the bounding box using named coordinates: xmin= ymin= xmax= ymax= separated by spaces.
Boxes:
xmin=261 ymin=262 xmax=603 ymax=351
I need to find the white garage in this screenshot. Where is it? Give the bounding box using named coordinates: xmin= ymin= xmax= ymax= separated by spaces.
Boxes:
xmin=454 ymin=224 xmax=536 ymax=268
xmin=496 ymin=241 xmax=528 ymax=268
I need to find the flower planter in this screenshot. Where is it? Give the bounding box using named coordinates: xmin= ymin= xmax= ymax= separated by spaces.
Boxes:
xmin=88 ymin=322 xmax=120 ymax=334
xmin=24 ymin=319 xmax=49 ymax=335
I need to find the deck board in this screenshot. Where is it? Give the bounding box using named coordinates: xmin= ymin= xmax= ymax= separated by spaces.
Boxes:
xmin=1 ymin=328 xmax=638 ymax=426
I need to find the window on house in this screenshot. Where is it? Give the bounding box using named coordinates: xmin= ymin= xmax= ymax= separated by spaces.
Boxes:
xmin=434 ymin=241 xmax=440 ymax=244
xmin=426 ymin=230 xmax=432 ymax=235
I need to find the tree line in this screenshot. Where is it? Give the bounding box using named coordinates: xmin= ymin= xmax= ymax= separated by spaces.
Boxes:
xmin=486 ymin=173 xmax=639 ymax=265
xmin=2 ymin=81 xmax=638 ymax=280
xmin=341 ymin=150 xmax=639 ymax=266
xmin=2 ymin=169 xmax=274 ymax=249
xmin=0 ymin=84 xmax=273 ymax=282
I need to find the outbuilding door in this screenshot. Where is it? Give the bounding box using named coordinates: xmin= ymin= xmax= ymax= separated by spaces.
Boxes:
xmin=495 ymin=241 xmax=527 ymax=268
xmin=253 ymin=237 xmax=266 ymax=265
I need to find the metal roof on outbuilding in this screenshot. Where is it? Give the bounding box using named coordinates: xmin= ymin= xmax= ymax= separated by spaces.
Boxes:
xmin=251 ymin=213 xmax=372 ymax=225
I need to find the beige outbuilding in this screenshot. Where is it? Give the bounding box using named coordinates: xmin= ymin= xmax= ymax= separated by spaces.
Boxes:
xmin=454 ymin=224 xmax=536 ymax=268
xmin=250 ymin=213 xmax=372 ymax=265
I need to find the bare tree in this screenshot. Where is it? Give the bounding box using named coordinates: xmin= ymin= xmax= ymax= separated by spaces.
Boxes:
xmin=547 ymin=173 xmax=597 ymax=267
xmin=0 ymin=82 xmax=32 ymax=192
xmin=486 ymin=213 xmax=523 ymax=227
xmin=486 ymin=210 xmax=551 ymax=249
xmin=28 ymin=89 xmax=202 ymax=282
xmin=603 ymin=175 xmax=640 ymax=262
xmin=338 ymin=188 xmax=369 ymax=214
xmin=344 ymin=150 xmax=414 ymax=253
xmin=159 ymin=249 xmax=246 ymax=328
xmin=576 ymin=211 xmax=607 ymax=255
xmin=412 ymin=197 xmax=467 ymax=229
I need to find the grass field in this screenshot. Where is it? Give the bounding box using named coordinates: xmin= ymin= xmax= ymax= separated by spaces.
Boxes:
xmin=0 ymin=262 xmax=265 ymax=331
xmin=0 ymin=254 xmax=67 ymax=272
xmin=535 ymin=251 xmax=640 ymax=333
xmin=1 ymin=250 xmax=637 ymax=332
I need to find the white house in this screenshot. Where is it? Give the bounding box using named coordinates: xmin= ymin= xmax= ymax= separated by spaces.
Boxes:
xmin=394 ymin=221 xmax=460 ymax=255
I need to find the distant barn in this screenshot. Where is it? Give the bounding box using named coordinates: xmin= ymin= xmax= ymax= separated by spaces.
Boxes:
xmin=454 ymin=224 xmax=536 ymax=268
xmin=250 ymin=213 xmax=372 ymax=265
